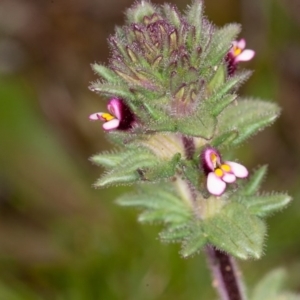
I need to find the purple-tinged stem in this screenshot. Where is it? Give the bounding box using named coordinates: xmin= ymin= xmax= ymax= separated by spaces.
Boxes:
xmin=205 ymin=246 xmax=246 ymax=300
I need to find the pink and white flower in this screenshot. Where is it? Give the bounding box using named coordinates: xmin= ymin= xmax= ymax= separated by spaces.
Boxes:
xmin=226 ymin=39 xmax=255 ymax=75
xmin=229 ymin=39 xmax=255 ymax=63
xmin=201 ymin=147 xmax=248 ymax=196
xmin=89 ymin=98 xmax=134 ymax=131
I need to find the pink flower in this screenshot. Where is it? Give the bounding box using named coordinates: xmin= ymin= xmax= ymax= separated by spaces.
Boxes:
xmin=201 ymin=147 xmax=248 ymax=196
xmin=226 ymin=39 xmax=255 ymax=75
xmin=89 ymin=98 xmax=134 ymax=131
xmin=229 ymin=39 xmax=255 ymax=63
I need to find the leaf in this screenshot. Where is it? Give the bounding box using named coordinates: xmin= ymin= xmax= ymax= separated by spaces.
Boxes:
xmin=202 ymin=203 xmax=266 ymax=259
xmin=186 ymin=0 xmax=203 ymax=46
xmin=251 ymin=269 xmax=287 ymax=300
xmin=126 ymin=1 xmax=156 ymax=24
xmin=138 ymin=208 xmax=190 ymax=224
xmin=202 ymin=23 xmax=241 ymax=67
xmin=211 ymin=130 xmax=238 ymax=148
xmin=180 ymin=225 xmax=207 ymax=257
xmin=204 ymin=71 xmax=251 ymax=113
xmin=141 ymin=153 xmax=181 ymax=181
xmin=117 ymin=185 xmax=191 ymax=211
xmin=163 ymin=4 xmax=181 ymax=28
xmin=179 ymin=160 xmax=201 ymax=188
xmin=217 ymin=99 xmax=281 ymax=145
xmin=243 ymin=193 xmax=292 ymax=217
xmin=91 ymin=63 xmax=120 ymax=83
xmin=207 ymin=65 xmax=226 ymax=93
xmin=90 ymin=149 xmax=132 ymax=168
xmin=243 ymin=165 xmax=268 ymax=196
xmin=117 ymin=185 xmax=192 ymax=225
xmin=89 ymin=81 xmax=134 ymax=101
xmin=176 ymin=113 xmax=216 ymax=138
xmin=159 ymin=225 xmax=191 ymax=243
xmin=94 ymin=151 xmax=159 ymax=187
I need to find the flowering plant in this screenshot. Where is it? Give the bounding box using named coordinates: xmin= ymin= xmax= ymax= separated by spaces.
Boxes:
xmin=89 ymin=1 xmax=295 ymax=299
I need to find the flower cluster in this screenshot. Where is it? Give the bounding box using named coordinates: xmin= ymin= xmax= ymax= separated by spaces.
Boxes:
xmin=201 ymin=147 xmax=248 ymax=196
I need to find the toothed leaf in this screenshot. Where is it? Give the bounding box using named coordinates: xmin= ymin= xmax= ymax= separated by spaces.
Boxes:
xmin=176 ymin=114 xmax=216 ymax=138
xmin=218 ymin=100 xmax=281 ymax=145
xmin=202 ymin=23 xmax=241 ymax=67
xmin=180 ymin=225 xmax=207 ymax=258
xmin=141 ymin=153 xmax=181 ymax=181
xmin=204 ymin=70 xmax=252 ymax=112
xmin=211 ymin=130 xmax=239 ymax=148
xmin=160 ymin=225 xmax=191 ymax=243
xmin=92 ymin=64 xmax=120 ymax=83
xmin=90 ymin=81 xmax=134 ymax=101
xmin=94 ymin=151 xmax=160 ymax=187
xmin=203 ymin=203 xmax=266 ymax=259
xmin=242 ymin=193 xmax=292 ymax=217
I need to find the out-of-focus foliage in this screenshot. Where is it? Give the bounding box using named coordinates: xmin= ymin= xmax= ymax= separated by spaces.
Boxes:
xmin=0 ymin=0 xmax=300 ymax=299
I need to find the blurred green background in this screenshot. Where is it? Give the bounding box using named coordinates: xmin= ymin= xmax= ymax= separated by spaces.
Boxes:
xmin=0 ymin=0 xmax=300 ymax=299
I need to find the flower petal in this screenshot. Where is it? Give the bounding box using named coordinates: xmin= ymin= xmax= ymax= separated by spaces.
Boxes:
xmin=222 ymin=172 xmax=236 ymax=183
xmin=89 ymin=112 xmax=105 ymax=121
xmin=225 ymin=161 xmax=248 ymax=178
xmin=236 ymin=49 xmax=255 ymax=62
xmin=236 ymin=39 xmax=246 ymax=50
xmin=107 ymin=98 xmax=122 ymax=120
xmin=203 ymin=148 xmax=221 ymax=172
xmin=207 ymin=172 xmax=226 ymax=196
xmin=102 ymin=119 xmax=120 ymax=130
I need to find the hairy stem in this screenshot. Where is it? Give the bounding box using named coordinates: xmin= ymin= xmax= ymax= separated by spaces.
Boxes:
xmin=205 ymin=246 xmax=246 ymax=300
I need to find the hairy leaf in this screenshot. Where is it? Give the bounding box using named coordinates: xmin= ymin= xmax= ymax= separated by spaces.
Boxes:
xmin=217 ymin=99 xmax=280 ymax=145
xmin=180 ymin=225 xmax=207 ymax=257
xmin=243 ymin=193 xmax=292 ymax=217
xmin=203 ymin=203 xmax=266 ymax=259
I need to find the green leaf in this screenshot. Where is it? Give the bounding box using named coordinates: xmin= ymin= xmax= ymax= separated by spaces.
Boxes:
xmin=211 ymin=130 xmax=238 ymax=148
xmin=94 ymin=151 xmax=159 ymax=187
xmin=251 ymin=269 xmax=287 ymax=300
xmin=138 ymin=207 xmax=190 ymax=224
xmin=141 ymin=153 xmax=181 ymax=181
xmin=126 ymin=1 xmax=156 ymax=24
xmin=186 ymin=0 xmax=203 ymax=46
xmin=179 ymin=160 xmax=201 ymax=188
xmin=117 ymin=185 xmax=191 ymax=211
xmin=163 ymin=4 xmax=181 ymax=28
xmin=90 ymin=150 xmax=126 ymax=168
xmin=243 ymin=193 xmax=292 ymax=217
xmin=90 ymin=147 xmax=154 ymax=168
xmin=217 ymin=99 xmax=281 ymax=145
xmin=202 ymin=23 xmax=241 ymax=67
xmin=117 ymin=185 xmax=192 ymax=225
xmin=204 ymin=71 xmax=251 ymax=113
xmin=203 ymin=203 xmax=266 ymax=259
xmin=159 ymin=225 xmax=191 ymax=243
xmin=243 ymin=165 xmax=268 ymax=196
xmin=207 ymin=65 xmax=226 ymax=94
xmin=180 ymin=225 xmax=207 ymax=257
xmin=177 ymin=113 xmax=216 ymax=138
xmin=91 ymin=64 xmax=120 ymax=83
xmin=212 ymin=94 xmax=238 ymax=117
xmin=89 ymin=81 xmax=134 ymax=101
